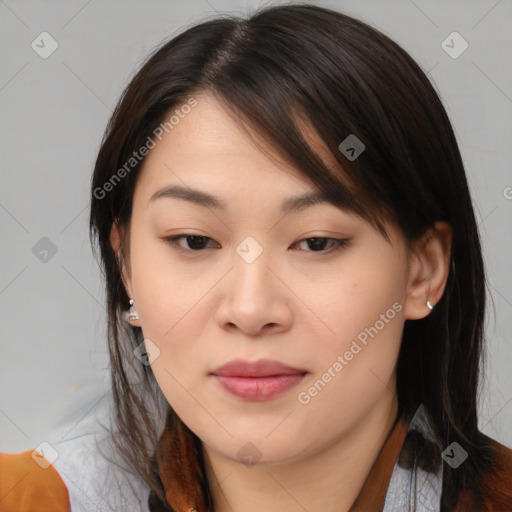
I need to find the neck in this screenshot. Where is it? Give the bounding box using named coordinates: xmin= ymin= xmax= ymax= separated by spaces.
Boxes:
xmin=202 ymin=390 xmax=400 ymax=512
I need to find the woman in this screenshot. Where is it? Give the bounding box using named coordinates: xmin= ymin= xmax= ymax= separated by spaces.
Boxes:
xmin=1 ymin=3 xmax=511 ymax=511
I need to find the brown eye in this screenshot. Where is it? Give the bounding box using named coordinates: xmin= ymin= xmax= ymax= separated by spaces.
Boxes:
xmin=292 ymin=237 xmax=350 ymax=253
xmin=163 ymin=235 xmax=218 ymax=252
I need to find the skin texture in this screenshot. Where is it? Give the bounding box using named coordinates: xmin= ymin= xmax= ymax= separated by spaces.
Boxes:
xmin=110 ymin=92 xmax=452 ymax=512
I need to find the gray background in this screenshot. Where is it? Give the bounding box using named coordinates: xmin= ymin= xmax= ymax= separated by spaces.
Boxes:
xmin=1 ymin=0 xmax=511 ymax=453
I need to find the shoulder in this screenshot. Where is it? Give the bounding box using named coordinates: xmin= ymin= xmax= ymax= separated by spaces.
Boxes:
xmin=457 ymin=435 xmax=512 ymax=511
xmin=0 ymin=449 xmax=70 ymax=512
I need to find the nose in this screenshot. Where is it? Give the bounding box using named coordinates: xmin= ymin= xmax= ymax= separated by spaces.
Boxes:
xmin=215 ymin=242 xmax=293 ymax=337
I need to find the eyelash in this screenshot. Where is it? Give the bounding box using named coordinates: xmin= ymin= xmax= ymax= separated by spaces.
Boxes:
xmin=162 ymin=234 xmax=350 ymax=255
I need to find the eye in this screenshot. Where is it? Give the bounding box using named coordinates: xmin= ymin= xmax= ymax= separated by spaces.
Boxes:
xmin=164 ymin=235 xmax=219 ymax=252
xmin=163 ymin=234 xmax=350 ymax=255
xmin=291 ymin=237 xmax=350 ymax=253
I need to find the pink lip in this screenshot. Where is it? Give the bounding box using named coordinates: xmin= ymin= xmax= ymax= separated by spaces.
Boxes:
xmin=211 ymin=358 xmax=306 ymax=377
xmin=210 ymin=358 xmax=307 ymax=401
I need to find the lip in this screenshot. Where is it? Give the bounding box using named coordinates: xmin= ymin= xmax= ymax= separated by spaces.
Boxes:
xmin=210 ymin=358 xmax=308 ymax=401
xmin=211 ymin=358 xmax=307 ymax=377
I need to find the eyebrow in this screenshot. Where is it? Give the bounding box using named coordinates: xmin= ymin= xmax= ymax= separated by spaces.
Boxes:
xmin=148 ymin=184 xmax=350 ymax=215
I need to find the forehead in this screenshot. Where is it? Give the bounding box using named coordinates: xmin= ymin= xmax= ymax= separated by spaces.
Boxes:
xmin=134 ymin=92 xmax=334 ymax=203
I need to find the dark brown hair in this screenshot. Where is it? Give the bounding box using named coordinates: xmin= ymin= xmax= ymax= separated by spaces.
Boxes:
xmin=89 ymin=3 xmax=492 ymax=510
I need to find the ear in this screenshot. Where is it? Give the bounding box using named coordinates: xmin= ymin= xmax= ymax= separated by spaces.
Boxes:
xmin=109 ymin=219 xmax=141 ymax=327
xmin=403 ymin=221 xmax=453 ymax=320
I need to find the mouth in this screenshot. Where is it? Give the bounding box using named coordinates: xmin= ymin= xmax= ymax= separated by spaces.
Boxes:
xmin=210 ymin=358 xmax=308 ymax=401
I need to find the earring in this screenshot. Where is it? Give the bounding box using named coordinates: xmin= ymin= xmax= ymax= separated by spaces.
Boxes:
xmin=426 ymin=300 xmax=434 ymax=311
xmin=123 ymin=298 xmax=139 ymax=324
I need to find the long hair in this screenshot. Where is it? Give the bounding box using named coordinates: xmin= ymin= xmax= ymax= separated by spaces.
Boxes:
xmin=89 ymin=3 xmax=490 ymax=509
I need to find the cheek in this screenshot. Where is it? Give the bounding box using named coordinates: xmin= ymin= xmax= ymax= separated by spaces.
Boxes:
xmin=127 ymin=234 xmax=215 ymax=408
xmin=295 ymin=280 xmax=404 ymax=446
xmin=297 ymin=247 xmax=406 ymax=408
xmin=128 ymin=230 xmax=210 ymax=338
xmin=313 ymin=246 xmax=407 ymax=347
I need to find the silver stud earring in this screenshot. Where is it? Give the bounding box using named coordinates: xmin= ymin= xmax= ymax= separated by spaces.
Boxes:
xmin=123 ymin=298 xmax=139 ymax=323
xmin=426 ymin=300 xmax=434 ymax=311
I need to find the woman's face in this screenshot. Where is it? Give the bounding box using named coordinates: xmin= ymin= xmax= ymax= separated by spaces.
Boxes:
xmin=112 ymin=92 xmax=421 ymax=465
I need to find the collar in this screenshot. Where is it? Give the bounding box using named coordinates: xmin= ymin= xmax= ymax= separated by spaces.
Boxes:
xmin=350 ymin=403 xmax=443 ymax=511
